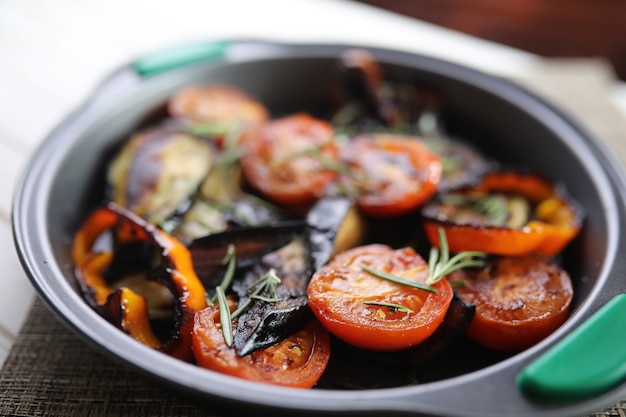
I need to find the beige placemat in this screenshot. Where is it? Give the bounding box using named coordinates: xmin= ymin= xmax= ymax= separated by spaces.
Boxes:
xmin=2 ymin=58 xmax=625 ymax=417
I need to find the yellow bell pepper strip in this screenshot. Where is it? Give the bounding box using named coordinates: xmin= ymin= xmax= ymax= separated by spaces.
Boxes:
xmin=72 ymin=203 xmax=207 ymax=361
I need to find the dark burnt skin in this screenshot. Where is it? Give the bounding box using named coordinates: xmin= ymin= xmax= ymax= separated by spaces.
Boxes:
xmin=107 ymin=127 xmax=213 ymax=227
xmin=233 ymin=238 xmax=313 ymax=356
xmin=188 ymin=221 xmax=306 ymax=289
xmin=332 ymin=49 xmax=386 ymax=125
xmin=229 ymin=197 xmax=363 ymax=356
xmin=305 ymin=196 xmax=358 ymax=271
xmin=72 ymin=204 xmax=208 ymax=361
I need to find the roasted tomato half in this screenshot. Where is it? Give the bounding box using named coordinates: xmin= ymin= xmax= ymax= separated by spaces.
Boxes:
xmin=450 ymin=255 xmax=574 ymax=351
xmin=192 ymin=300 xmax=331 ymax=388
xmin=422 ymin=171 xmax=583 ymax=256
xmin=307 ymin=244 xmax=453 ymax=351
xmin=339 ymin=134 xmax=442 ymax=217
xmin=168 ymin=84 xmax=269 ymax=138
xmin=239 ymin=113 xmax=339 ymax=208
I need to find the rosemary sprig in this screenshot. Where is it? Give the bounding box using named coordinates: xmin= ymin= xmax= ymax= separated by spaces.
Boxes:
xmin=441 ymin=193 xmax=509 ymax=227
xmin=231 ymin=268 xmax=282 ymax=320
xmin=206 ymin=244 xmax=237 ymax=305
xmin=209 ymin=247 xmax=283 ymax=344
xmin=426 ymin=228 xmax=486 ymax=286
xmin=360 ymin=264 xmax=437 ymax=293
xmin=218 ymin=244 xmax=236 ymax=292
xmin=206 ymin=244 xmax=237 ymax=346
xmin=360 ymin=227 xmax=485 ymax=292
xmin=215 ymin=286 xmax=234 ymax=347
xmin=363 ymin=301 xmax=413 ymax=321
xmin=187 ymin=120 xmax=240 ymax=137
xmin=363 ymin=301 xmax=413 ymax=313
xmin=474 ymin=195 xmax=509 ymax=226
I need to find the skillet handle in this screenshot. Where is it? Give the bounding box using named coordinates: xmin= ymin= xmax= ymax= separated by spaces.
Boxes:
xmin=517 ymin=294 xmax=626 ymax=401
xmin=133 ymin=40 xmax=230 ymax=76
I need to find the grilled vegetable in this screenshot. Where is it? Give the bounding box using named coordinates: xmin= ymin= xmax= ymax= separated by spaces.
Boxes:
xmin=72 ymin=203 xmax=207 ymax=360
xmin=227 ymin=197 xmax=366 ymax=356
xmin=307 ymin=244 xmax=455 ymax=351
xmin=350 ymin=294 xmax=476 ymax=367
xmin=422 ymin=135 xmax=492 ymax=192
xmin=422 ymin=171 xmax=584 ymax=256
xmin=450 ymin=255 xmax=574 ymax=351
xmin=72 ymin=64 xmax=583 ymax=388
xmin=168 ymin=84 xmax=270 ymax=147
xmin=305 ymin=196 xmax=367 ymax=271
xmin=174 ymin=162 xmax=288 ymax=243
xmin=338 ymin=134 xmax=442 ymax=217
xmin=188 ymin=221 xmax=306 ymax=290
xmin=331 ymin=48 xmax=386 ymax=127
xmin=331 ymin=48 xmax=432 ymax=131
xmin=107 ymin=127 xmax=213 ymax=228
xmin=192 ymin=297 xmax=331 ymax=388
xmin=232 ymin=238 xmax=313 ymax=356
xmin=239 ymin=113 xmax=339 ymax=209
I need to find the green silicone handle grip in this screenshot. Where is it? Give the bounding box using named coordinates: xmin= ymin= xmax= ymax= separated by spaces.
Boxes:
xmin=517 ymin=294 xmax=626 ymax=402
xmin=133 ymin=40 xmax=229 ymax=76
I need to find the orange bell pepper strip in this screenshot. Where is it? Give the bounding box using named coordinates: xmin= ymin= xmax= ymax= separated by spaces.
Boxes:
xmin=422 ymin=172 xmax=583 ymax=256
xmin=72 ymin=203 xmax=207 ymax=361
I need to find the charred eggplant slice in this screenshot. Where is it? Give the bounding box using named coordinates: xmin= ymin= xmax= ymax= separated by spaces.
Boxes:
xmin=174 ymin=163 xmax=288 ymax=243
xmin=228 ymin=197 xmax=367 ymax=356
xmin=232 ymin=237 xmax=314 ymax=356
xmin=107 ymin=127 xmax=213 ymax=227
xmin=305 ymin=196 xmax=367 ymax=271
xmin=188 ymin=221 xmax=307 ymax=290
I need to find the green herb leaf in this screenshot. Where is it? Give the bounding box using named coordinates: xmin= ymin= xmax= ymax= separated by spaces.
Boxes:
xmin=207 ymin=244 xmax=237 ymax=305
xmin=359 ymin=228 xmax=485 ymax=293
xmin=440 ymin=193 xmax=510 ymax=227
xmin=360 ymin=264 xmax=437 ymax=293
xmin=426 ymin=228 xmax=486 ymax=285
xmin=215 ymin=286 xmax=233 ymax=347
xmin=187 ymin=120 xmax=239 ymax=137
xmin=363 ymin=301 xmax=413 ymax=313
xmin=450 ymin=279 xmax=467 ymax=289
xmin=219 ymin=244 xmax=236 ymax=290
xmin=232 ymin=268 xmax=282 ymax=319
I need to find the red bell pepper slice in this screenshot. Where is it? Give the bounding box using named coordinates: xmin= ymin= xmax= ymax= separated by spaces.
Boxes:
xmin=422 ymin=172 xmax=583 ymax=256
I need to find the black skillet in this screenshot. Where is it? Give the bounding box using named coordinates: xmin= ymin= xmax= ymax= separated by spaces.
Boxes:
xmin=12 ymin=40 xmax=626 ymax=416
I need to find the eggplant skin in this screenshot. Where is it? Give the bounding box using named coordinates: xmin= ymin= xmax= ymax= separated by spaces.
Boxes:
xmin=235 ymin=296 xmax=313 ymax=357
xmin=188 ymin=221 xmax=306 ymax=290
xmin=306 ymin=197 xmax=367 ymax=271
xmin=230 ymin=198 xmax=367 ymax=357
xmin=107 ymin=127 xmax=213 ymax=225
xmin=233 ymin=238 xmax=313 ymax=356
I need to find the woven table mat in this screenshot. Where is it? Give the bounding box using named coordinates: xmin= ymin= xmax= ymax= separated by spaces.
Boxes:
xmin=2 ymin=299 xmax=626 ymax=417
xmin=2 ymin=58 xmax=626 ymax=417
xmin=0 ymin=298 xmax=224 ymax=417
